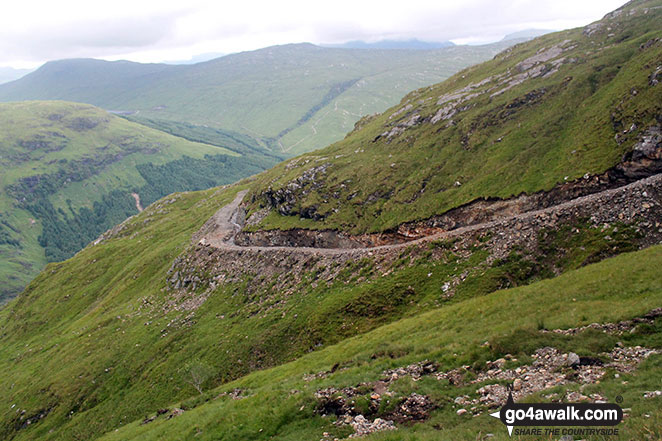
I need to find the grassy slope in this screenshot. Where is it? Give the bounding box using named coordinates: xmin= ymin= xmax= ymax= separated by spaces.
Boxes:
xmin=1 ymin=196 xmax=660 ymax=441
xmin=0 ymin=101 xmax=276 ymax=302
xmin=245 ymin=1 xmax=662 ymax=233
xmin=0 ymin=2 xmax=660 ymax=440
xmin=0 ymin=173 xmax=657 ymax=440
xmin=98 ymin=245 xmax=662 ymax=441
xmin=0 ymin=186 xmax=249 ymax=440
xmin=0 ymin=43 xmax=519 ymax=155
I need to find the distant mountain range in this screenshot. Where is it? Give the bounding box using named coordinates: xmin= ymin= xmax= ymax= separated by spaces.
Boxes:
xmin=322 ymin=39 xmax=455 ymax=50
xmin=0 ymin=66 xmax=33 ymax=84
xmin=0 ymin=41 xmax=527 ymax=156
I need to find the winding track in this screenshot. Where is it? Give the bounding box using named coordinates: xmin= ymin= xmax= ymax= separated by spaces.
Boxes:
xmin=203 ymin=174 xmax=662 ymax=256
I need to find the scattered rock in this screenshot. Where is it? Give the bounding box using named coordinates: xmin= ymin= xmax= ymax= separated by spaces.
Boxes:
xmin=544 ymin=308 xmax=662 ymax=336
xmin=565 ymin=352 xmax=581 ymax=367
xmin=382 ymin=360 xmax=438 ymax=382
xmin=391 ymin=393 xmax=433 ymax=422
xmin=513 ymin=378 xmax=523 ymax=391
xmin=443 ymin=343 xmax=659 ymax=411
xmin=348 ymin=415 xmax=396 ymax=438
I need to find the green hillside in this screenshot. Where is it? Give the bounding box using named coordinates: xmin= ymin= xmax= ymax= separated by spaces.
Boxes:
xmin=0 ymin=101 xmax=279 ymax=302
xmin=99 ymin=245 xmax=662 ymax=441
xmin=0 ymin=42 xmax=523 ymax=156
xmin=0 ymin=1 xmax=661 ymax=440
xmin=0 ymin=174 xmax=660 ymax=440
xmin=244 ymin=1 xmax=662 ymax=233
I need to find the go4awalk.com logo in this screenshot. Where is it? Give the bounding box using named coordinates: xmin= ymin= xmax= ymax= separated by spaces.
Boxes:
xmin=490 ymin=390 xmax=623 ymax=437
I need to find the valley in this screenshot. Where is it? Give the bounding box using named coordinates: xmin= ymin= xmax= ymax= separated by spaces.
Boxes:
xmin=0 ymin=1 xmax=661 ymax=440
xmin=0 ymin=41 xmax=527 ymax=156
xmin=0 ymin=101 xmax=280 ymax=302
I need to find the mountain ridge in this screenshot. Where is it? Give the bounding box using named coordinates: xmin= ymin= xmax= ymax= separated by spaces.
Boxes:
xmin=0 ymin=41 xmax=527 ymax=155
xmin=240 ymin=2 xmax=662 ymax=235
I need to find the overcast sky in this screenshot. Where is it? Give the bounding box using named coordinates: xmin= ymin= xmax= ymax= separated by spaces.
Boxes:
xmin=0 ymin=0 xmax=627 ymax=68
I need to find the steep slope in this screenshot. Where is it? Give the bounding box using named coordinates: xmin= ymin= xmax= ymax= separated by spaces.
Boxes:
xmin=100 ymin=245 xmax=662 ymax=441
xmin=0 ymin=177 xmax=660 ymax=440
xmin=0 ymin=101 xmax=279 ymax=302
xmin=0 ymin=2 xmax=661 ymax=441
xmin=243 ymin=1 xmax=662 ymax=235
xmin=0 ymin=42 xmax=523 ymax=155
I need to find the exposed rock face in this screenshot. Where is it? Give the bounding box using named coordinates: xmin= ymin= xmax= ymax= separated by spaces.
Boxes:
xmin=235 ymin=228 xmax=365 ymax=248
xmin=261 ymin=163 xmax=330 ymax=219
xmin=616 ymin=125 xmax=662 ymax=179
xmin=363 ymin=40 xmax=576 ymax=143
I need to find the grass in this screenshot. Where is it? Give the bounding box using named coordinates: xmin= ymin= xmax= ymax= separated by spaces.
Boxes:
xmin=0 ymin=173 xmax=658 ymax=440
xmin=92 ymin=244 xmax=662 ymax=441
xmin=0 ymin=3 xmax=661 ymax=440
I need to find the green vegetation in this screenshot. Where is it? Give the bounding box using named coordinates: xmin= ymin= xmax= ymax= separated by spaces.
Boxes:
xmin=94 ymin=245 xmax=662 ymax=441
xmin=119 ymin=117 xmax=284 ymax=160
xmin=244 ymin=1 xmax=662 ymax=233
xmin=0 ymin=101 xmax=278 ymax=302
xmin=0 ymin=42 xmax=523 ymax=155
xmin=0 ymin=185 xmax=660 ymax=440
xmin=0 ymin=2 xmax=661 ymax=440
xmin=0 ymin=169 xmax=655 ymax=440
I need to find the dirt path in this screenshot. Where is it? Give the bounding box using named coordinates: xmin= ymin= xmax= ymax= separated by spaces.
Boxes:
xmin=131 ymin=192 xmax=144 ymax=212
xmin=203 ymin=174 xmax=662 ymax=256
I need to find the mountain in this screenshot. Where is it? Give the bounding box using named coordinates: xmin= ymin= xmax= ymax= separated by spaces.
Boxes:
xmin=0 ymin=67 xmax=33 ymax=84
xmin=242 ymin=1 xmax=662 ymax=235
xmin=0 ymin=101 xmax=279 ymax=303
xmin=324 ymin=39 xmax=455 ymax=50
xmin=1 ymin=1 xmax=661 ymax=440
xmin=0 ymin=42 xmax=522 ymax=156
xmin=0 ymin=59 xmax=179 ymax=105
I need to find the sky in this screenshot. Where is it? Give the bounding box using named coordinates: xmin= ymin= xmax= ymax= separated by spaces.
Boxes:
xmin=0 ymin=0 xmax=628 ymax=69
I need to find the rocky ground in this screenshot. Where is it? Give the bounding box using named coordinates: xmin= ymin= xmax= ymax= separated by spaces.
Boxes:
xmin=310 ymin=309 xmax=662 ymax=439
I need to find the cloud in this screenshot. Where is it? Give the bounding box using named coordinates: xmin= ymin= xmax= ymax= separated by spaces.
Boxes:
xmin=0 ymin=12 xmax=184 ymax=63
xmin=0 ymin=0 xmax=628 ymax=68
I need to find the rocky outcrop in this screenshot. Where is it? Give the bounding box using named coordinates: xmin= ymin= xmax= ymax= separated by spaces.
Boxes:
xmin=235 ymin=228 xmax=365 ymax=248
xmin=258 ymin=163 xmax=331 ymax=219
